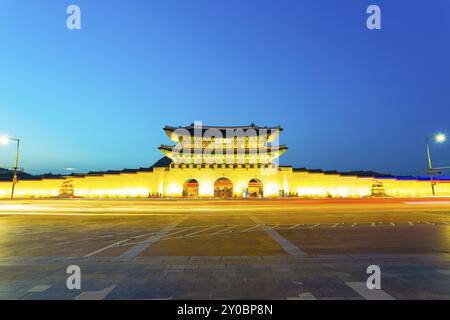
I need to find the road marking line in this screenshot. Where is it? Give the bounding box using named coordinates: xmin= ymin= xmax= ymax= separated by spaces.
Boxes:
xmin=241 ymin=225 xmax=262 ymax=232
xmin=18 ymin=231 xmax=46 ymax=236
xmin=162 ymin=226 xmax=195 ymax=238
xmin=209 ymin=225 xmax=239 ymax=235
xmin=183 ymin=225 xmax=220 ymax=237
xmin=351 ymin=223 xmax=357 ymax=227
xmin=331 ymin=223 xmax=339 ymax=228
xmin=287 ymin=292 xmax=316 ymax=300
xmin=289 ymin=224 xmax=301 ymax=229
xmin=250 ymin=216 xmax=305 ymax=257
xmin=346 ymin=282 xmax=396 ymax=300
xmin=143 ymin=296 xmax=173 ymax=300
xmin=75 ymin=285 xmax=116 ymax=300
xmin=120 ymin=217 xmax=188 ymax=259
xmin=97 ymin=234 xmax=115 ymax=238
xmin=84 ymin=238 xmax=134 ymax=257
xmin=311 ymin=224 xmax=320 ymax=229
xmin=408 ymin=222 xmax=414 ymax=226
xmin=27 ymin=245 xmax=43 ymax=250
xmin=390 ymin=222 xmax=395 ymax=226
xmin=28 ymin=285 xmax=51 ymax=293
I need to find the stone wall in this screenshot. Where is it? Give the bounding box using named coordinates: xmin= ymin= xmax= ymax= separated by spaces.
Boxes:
xmin=0 ymin=166 xmax=449 ymax=199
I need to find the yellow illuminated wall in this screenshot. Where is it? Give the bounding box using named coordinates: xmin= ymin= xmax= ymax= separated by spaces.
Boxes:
xmin=1 ymin=165 xmax=450 ymax=199
xmin=0 ymin=178 xmax=64 ymax=198
xmin=161 ymin=165 xmax=284 ymax=198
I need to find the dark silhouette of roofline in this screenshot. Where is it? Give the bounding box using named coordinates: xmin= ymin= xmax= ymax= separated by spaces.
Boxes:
xmin=158 ymin=145 xmax=288 ymax=153
xmin=164 ymin=123 xmax=283 ymax=132
xmin=2 ymin=161 xmax=450 ymax=182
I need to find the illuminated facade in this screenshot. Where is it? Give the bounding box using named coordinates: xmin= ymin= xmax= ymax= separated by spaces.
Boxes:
xmin=159 ymin=124 xmax=287 ymax=166
xmin=1 ymin=124 xmax=450 ymax=199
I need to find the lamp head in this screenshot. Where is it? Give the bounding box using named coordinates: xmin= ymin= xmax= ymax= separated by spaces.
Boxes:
xmin=435 ymin=133 xmax=446 ymax=143
xmin=0 ymin=135 xmax=10 ymax=145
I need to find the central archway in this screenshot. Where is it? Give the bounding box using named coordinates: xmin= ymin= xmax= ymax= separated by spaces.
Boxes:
xmin=183 ymin=179 xmax=199 ymax=198
xmin=248 ymin=178 xmax=263 ymax=198
xmin=214 ymin=177 xmax=233 ymax=198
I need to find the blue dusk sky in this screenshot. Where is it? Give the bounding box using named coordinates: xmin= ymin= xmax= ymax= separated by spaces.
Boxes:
xmin=1 ymin=0 xmax=449 ymax=175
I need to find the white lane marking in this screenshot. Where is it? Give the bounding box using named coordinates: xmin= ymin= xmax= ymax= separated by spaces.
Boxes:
xmin=120 ymin=217 xmax=188 ymax=259
xmin=27 ymin=245 xmax=43 ymax=250
xmin=268 ymin=224 xmax=280 ymax=230
xmin=28 ymin=285 xmax=51 ymax=293
xmin=98 ymin=234 xmax=114 ymax=238
xmin=351 ymin=223 xmax=357 ymax=227
xmin=182 ymin=225 xmax=220 ymax=237
xmin=143 ymin=296 xmax=173 ymax=300
xmin=241 ymin=225 xmax=262 ymax=232
xmin=250 ymin=216 xmax=305 ymax=257
xmin=84 ymin=238 xmax=134 ymax=258
xmin=20 ymin=232 xmax=47 ymax=236
xmin=346 ymin=282 xmax=396 ymax=300
xmin=162 ymin=226 xmax=195 ymax=239
xmin=289 ymin=224 xmax=301 ymax=229
xmin=310 ymin=224 xmax=320 ymax=229
xmin=408 ymin=222 xmax=414 ymax=226
xmin=287 ymin=292 xmax=316 ymax=300
xmin=209 ymin=225 xmax=239 ymax=235
xmin=75 ymin=285 xmax=116 ymax=300
xmin=332 ymin=223 xmax=340 ymax=228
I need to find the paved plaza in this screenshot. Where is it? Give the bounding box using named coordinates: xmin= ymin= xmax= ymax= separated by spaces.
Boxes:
xmin=0 ymin=198 xmax=449 ymax=299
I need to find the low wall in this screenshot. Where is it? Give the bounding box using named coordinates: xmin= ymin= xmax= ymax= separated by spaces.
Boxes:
xmin=288 ymin=172 xmax=373 ymax=197
xmin=380 ymin=178 xmax=450 ymax=197
xmin=0 ymin=178 xmax=64 ymax=198
xmin=0 ymin=167 xmax=449 ymax=199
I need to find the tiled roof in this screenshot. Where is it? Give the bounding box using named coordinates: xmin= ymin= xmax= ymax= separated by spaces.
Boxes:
xmin=164 ymin=123 xmax=283 ymax=135
xmin=159 ymin=145 xmax=288 ymax=154
xmin=0 ymin=157 xmax=173 ymax=181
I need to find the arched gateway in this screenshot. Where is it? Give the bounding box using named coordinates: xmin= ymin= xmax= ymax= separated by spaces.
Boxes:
xmin=159 ymin=124 xmax=288 ymax=199
xmin=248 ymin=178 xmax=263 ymax=198
xmin=183 ymin=179 xmax=199 ymax=198
xmin=214 ymin=178 xmax=233 ymax=198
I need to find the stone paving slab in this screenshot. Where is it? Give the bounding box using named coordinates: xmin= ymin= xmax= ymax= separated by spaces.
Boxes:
xmin=0 ymin=253 xmax=449 ymax=299
xmin=1 ymin=199 xmax=450 ymax=299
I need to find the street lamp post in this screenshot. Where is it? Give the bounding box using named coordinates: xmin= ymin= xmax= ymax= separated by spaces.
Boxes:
xmin=426 ymin=133 xmax=446 ymax=197
xmin=0 ymin=136 xmax=20 ymax=199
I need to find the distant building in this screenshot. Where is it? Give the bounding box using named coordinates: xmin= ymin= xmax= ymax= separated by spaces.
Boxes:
xmin=1 ymin=123 xmax=450 ymax=198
